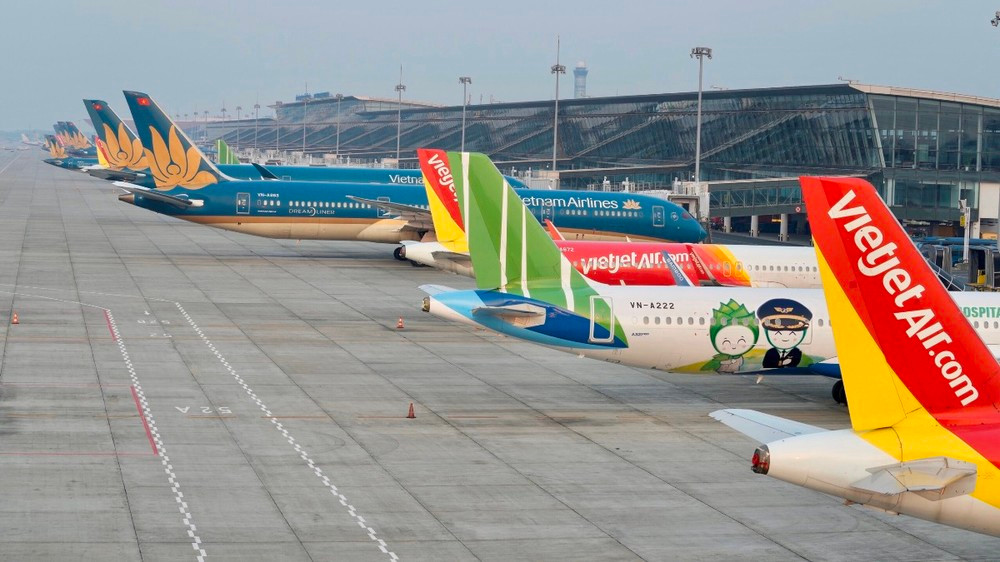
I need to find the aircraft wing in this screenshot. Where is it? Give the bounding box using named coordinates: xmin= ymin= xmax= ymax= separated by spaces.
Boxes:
xmin=431 ymin=250 xmax=472 ymax=264
xmin=709 ymin=409 xmax=827 ymax=443
xmin=113 ymin=181 xmax=204 ymax=209
xmin=347 ymin=196 xmax=434 ymax=231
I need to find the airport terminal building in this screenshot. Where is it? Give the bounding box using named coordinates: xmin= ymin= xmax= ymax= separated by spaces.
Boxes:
xmin=208 ymin=83 xmax=1000 ymax=237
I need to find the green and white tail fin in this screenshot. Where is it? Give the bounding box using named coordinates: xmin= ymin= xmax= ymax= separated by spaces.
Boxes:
xmin=451 ymin=151 xmax=609 ymax=314
xmin=215 ymin=139 xmax=240 ymax=164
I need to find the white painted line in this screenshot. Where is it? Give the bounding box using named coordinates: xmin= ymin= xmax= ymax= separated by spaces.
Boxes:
xmin=0 ymin=153 xmax=21 ymax=176
xmin=175 ymin=302 xmax=399 ymax=561
xmin=107 ymin=310 xmax=207 ymax=561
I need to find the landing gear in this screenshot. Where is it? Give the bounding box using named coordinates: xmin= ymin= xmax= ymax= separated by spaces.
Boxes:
xmin=393 ymin=246 xmax=406 ymax=261
xmin=831 ymin=380 xmax=848 ymax=405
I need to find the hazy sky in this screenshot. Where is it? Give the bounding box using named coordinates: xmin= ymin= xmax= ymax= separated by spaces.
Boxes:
xmin=3 ymin=0 xmax=1000 ymax=131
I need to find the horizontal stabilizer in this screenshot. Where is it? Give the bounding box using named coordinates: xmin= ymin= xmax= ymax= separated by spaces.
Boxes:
xmin=418 ymin=284 xmax=456 ymax=296
xmin=88 ymin=168 xmax=140 ymax=182
xmin=431 ymin=250 xmax=472 ymax=264
xmin=709 ymin=409 xmax=826 ymax=443
xmin=471 ymin=303 xmax=547 ymax=328
xmin=850 ymin=457 xmax=977 ymax=501
xmin=113 ymin=182 xmax=203 ymax=209
xmin=252 ymin=162 xmax=279 ymax=180
xmin=543 ymin=219 xmax=566 ymax=241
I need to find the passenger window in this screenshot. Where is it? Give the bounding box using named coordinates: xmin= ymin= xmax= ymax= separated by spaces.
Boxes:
xmin=654 ymin=316 xmax=661 ymax=325
xmin=698 ymin=317 xmax=705 ymax=325
xmin=665 ymin=317 xmax=672 ymax=325
xmin=687 ymin=317 xmax=694 ymax=325
xmin=643 ymin=316 xmax=649 ymax=325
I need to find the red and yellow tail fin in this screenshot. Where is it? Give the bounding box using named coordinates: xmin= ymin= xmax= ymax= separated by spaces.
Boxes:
xmin=418 ymin=148 xmax=468 ymax=253
xmin=801 ymin=176 xmax=1000 ymax=431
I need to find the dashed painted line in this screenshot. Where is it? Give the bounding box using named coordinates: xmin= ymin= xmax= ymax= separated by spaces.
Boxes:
xmin=107 ymin=310 xmax=207 ymax=561
xmin=174 ymin=302 xmax=398 ymax=561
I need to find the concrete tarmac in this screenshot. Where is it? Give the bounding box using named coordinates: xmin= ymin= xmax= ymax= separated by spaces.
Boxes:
xmin=1 ymin=153 xmax=998 ymax=560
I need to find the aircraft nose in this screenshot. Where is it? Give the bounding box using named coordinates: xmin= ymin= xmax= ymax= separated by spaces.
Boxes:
xmin=694 ymin=221 xmax=708 ymax=242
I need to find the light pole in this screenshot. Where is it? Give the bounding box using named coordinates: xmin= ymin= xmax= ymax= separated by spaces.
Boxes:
xmin=275 ymin=101 xmax=282 ymax=153
xmin=459 ymin=76 xmax=471 ymax=152
xmin=395 ymin=66 xmax=406 ymax=161
xmin=253 ymin=102 xmax=260 ymax=151
xmin=235 ymin=106 xmax=242 ymax=151
xmin=690 ymin=46 xmax=712 ymax=185
xmin=302 ymin=97 xmax=308 ymax=156
xmin=203 ymin=110 xmax=208 ymax=142
xmin=550 ymin=36 xmax=566 ymax=171
xmin=335 ymin=93 xmax=343 ymax=157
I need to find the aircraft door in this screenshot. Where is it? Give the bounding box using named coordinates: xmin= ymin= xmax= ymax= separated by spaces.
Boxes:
xmin=588 ymin=296 xmax=616 ymax=344
xmin=236 ymin=192 xmax=250 ymax=214
xmin=377 ymin=196 xmax=390 ymax=218
xmin=541 ymin=204 xmax=554 ymax=223
xmin=652 ymin=205 xmax=665 ymax=227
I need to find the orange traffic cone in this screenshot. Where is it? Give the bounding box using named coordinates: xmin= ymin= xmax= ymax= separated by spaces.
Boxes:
xmin=396 ymin=317 xmax=405 ymax=329
xmin=11 ymin=312 xmax=18 ymax=325
xmin=406 ymin=403 xmax=415 ymax=419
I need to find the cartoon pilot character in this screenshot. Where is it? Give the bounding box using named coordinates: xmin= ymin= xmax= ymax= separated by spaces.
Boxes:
xmin=703 ymin=299 xmax=759 ymax=373
xmin=757 ymin=298 xmax=813 ymax=369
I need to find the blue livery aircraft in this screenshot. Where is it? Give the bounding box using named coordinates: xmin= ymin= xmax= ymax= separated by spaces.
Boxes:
xmin=117 ymin=90 xmax=706 ymax=256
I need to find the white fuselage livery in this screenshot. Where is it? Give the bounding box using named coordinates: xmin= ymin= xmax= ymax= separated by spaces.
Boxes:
xmin=427 ymin=284 xmax=1000 ymax=374
xmin=409 ymin=242 xmax=825 ymax=289
xmin=762 ymin=429 xmax=1000 ymax=536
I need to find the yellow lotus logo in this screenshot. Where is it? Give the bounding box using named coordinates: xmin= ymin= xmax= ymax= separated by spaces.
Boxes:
xmin=145 ymin=125 xmax=217 ymax=190
xmin=623 ymin=199 xmax=642 ymax=210
xmin=69 ymin=130 xmax=91 ymax=149
xmin=102 ymin=123 xmax=147 ymax=171
xmin=50 ymin=142 xmax=67 ymax=158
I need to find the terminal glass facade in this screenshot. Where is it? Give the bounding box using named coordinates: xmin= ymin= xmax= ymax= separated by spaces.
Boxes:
xmin=210 ymin=84 xmax=1000 ymax=224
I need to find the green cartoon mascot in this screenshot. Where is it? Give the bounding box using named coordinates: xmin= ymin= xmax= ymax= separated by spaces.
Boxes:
xmin=703 ymin=299 xmax=759 ymax=373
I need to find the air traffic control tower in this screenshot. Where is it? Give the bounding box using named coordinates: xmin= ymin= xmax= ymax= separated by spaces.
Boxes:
xmin=574 ymin=61 xmax=588 ymax=99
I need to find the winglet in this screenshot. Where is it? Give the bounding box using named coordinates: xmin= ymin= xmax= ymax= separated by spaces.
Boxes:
xmin=661 ymin=251 xmax=695 ymax=286
xmin=252 ymin=162 xmax=279 ymax=180
xmin=543 ymin=219 xmax=566 ymax=241
xmin=123 ymin=90 xmax=228 ymax=190
xmin=801 ymin=176 xmax=1000 ymax=429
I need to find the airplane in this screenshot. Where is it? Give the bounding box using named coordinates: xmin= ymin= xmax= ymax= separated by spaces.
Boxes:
xmin=419 ymin=151 xmax=1000 ymax=403
xmin=712 ymin=175 xmax=1000 ymax=537
xmin=42 ymin=134 xmax=98 ymax=171
xmin=83 ymin=99 xmax=529 ymax=188
xmin=116 ymin=90 xmax=706 ymax=253
xmin=53 ymin=121 xmax=97 ymax=157
xmin=403 ymin=148 xmax=820 ymax=288
xmin=20 ymin=133 xmax=42 ymax=147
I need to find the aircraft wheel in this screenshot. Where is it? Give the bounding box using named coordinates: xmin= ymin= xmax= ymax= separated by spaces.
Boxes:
xmin=831 ymin=380 xmax=848 ymax=405
xmin=393 ymin=246 xmax=406 ymax=261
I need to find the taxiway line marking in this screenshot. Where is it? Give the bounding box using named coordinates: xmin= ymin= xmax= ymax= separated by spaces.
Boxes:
xmin=104 ymin=309 xmax=117 ymax=341
xmin=132 ymin=385 xmax=159 ymax=456
xmin=108 ymin=310 xmax=206 ymax=561
xmin=0 ymin=451 xmax=154 ymax=457
xmin=176 ymin=302 xmax=398 ymax=561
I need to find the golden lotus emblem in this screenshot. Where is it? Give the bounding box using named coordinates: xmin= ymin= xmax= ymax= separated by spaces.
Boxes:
xmin=50 ymin=142 xmax=67 ymax=158
xmin=145 ymin=125 xmax=217 ymax=190
xmin=623 ymin=199 xmax=642 ymax=210
xmin=69 ymin=130 xmax=91 ymax=149
xmin=102 ymin=123 xmax=147 ymax=170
